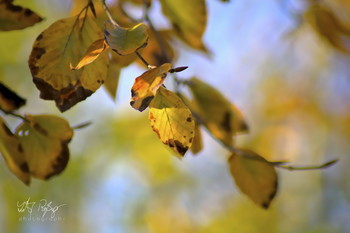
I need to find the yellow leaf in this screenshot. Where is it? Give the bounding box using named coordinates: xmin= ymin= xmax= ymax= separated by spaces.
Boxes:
xmin=28 ymin=15 xmax=109 ymax=112
xmin=188 ymin=77 xmax=248 ymax=147
xmin=0 ymin=117 xmax=30 ymax=185
xmin=159 ymin=0 xmax=208 ymax=52
xmin=104 ymin=21 xmax=149 ymax=55
xmin=0 ymin=0 xmax=42 ymax=31
xmin=149 ymin=87 xmax=195 ymax=156
xmin=0 ymin=82 xmax=26 ymax=112
xmin=70 ymin=38 xmax=109 ymax=70
xmin=15 ymin=115 xmax=73 ymax=180
xmin=229 ymin=149 xmax=278 ymax=209
xmin=130 ymin=63 xmax=172 ymax=112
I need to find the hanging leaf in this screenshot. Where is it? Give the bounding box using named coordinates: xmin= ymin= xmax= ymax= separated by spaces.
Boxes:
xmin=229 ymin=149 xmax=278 ymax=209
xmin=191 ymin=123 xmax=203 ymax=155
xmin=15 ymin=115 xmax=73 ymax=180
xmin=0 ymin=117 xmax=30 ymax=185
xmin=0 ymin=82 xmax=26 ymax=112
xmin=0 ymin=0 xmax=42 ymax=31
xmin=104 ymin=59 xmax=121 ymax=100
xmin=28 ymin=14 xmax=109 ymax=112
xmin=159 ymin=0 xmax=208 ymax=52
xmin=188 ymin=77 xmax=248 ymax=147
xmin=70 ymin=38 xmax=109 ymax=70
xmin=104 ymin=21 xmax=149 ymax=55
xmin=138 ymin=30 xmax=175 ymax=66
xmin=130 ymin=63 xmax=172 ymax=112
xmin=149 ymin=87 xmax=195 ymax=156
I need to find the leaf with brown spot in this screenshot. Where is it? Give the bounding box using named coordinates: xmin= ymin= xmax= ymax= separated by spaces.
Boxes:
xmin=104 ymin=21 xmax=149 ymax=55
xmin=28 ymin=14 xmax=109 ymax=112
xmin=229 ymin=149 xmax=278 ymax=209
xmin=188 ymin=77 xmax=248 ymax=147
xmin=70 ymin=38 xmax=109 ymax=70
xmin=0 ymin=117 xmax=30 ymax=185
xmin=0 ymin=82 xmax=26 ymax=112
xmin=149 ymin=87 xmax=195 ymax=156
xmin=0 ymin=0 xmax=42 ymax=31
xmin=159 ymin=0 xmax=208 ymax=52
xmin=130 ymin=63 xmax=171 ymax=112
xmin=104 ymin=58 xmax=121 ymax=100
xmin=15 ymin=115 xmax=73 ymax=180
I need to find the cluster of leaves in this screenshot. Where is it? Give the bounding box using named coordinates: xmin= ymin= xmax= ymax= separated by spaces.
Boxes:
xmin=0 ymin=0 xmax=337 ymax=209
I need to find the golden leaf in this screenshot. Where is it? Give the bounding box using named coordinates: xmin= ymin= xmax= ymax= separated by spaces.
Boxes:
xmin=70 ymin=38 xmax=109 ymax=70
xmin=149 ymin=87 xmax=195 ymax=156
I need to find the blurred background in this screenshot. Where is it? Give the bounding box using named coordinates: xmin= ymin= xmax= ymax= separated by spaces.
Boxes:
xmin=0 ymin=0 xmax=349 ymax=232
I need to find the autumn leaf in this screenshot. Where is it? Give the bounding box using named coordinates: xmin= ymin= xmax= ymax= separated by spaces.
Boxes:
xmin=229 ymin=149 xmax=278 ymax=209
xmin=0 ymin=117 xmax=30 ymax=185
xmin=130 ymin=63 xmax=172 ymax=112
xmin=104 ymin=58 xmax=121 ymax=99
xmin=15 ymin=115 xmax=73 ymax=180
xmin=149 ymin=87 xmax=195 ymax=156
xmin=0 ymin=0 xmax=42 ymax=31
xmin=104 ymin=20 xmax=149 ymax=55
xmin=159 ymin=0 xmax=208 ymax=52
xmin=70 ymin=38 xmax=109 ymax=70
xmin=0 ymin=82 xmax=26 ymax=112
xmin=28 ymin=14 xmax=109 ymax=112
xmin=188 ymin=77 xmax=248 ymax=147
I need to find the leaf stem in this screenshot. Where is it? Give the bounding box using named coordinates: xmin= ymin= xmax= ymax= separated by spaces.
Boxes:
xmin=135 ymin=51 xmax=152 ymax=68
xmin=275 ymin=159 xmax=338 ymax=171
xmin=102 ymin=0 xmax=119 ymax=26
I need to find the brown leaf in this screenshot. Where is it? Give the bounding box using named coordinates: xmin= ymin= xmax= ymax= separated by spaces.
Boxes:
xmin=130 ymin=63 xmax=172 ymax=111
xmin=0 ymin=82 xmax=26 ymax=112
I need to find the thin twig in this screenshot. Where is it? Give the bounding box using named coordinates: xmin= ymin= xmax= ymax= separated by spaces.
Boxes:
xmin=276 ymin=159 xmax=338 ymax=171
xmin=102 ymin=0 xmax=119 ymax=26
xmin=72 ymin=121 xmax=92 ymax=130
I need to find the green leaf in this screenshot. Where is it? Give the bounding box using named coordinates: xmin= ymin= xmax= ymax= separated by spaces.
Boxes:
xmin=0 ymin=82 xmax=26 ymax=112
xmin=130 ymin=63 xmax=172 ymax=112
xmin=159 ymin=0 xmax=208 ymax=52
xmin=28 ymin=14 xmax=109 ymax=112
xmin=188 ymin=77 xmax=248 ymax=147
xmin=104 ymin=21 xmax=149 ymax=55
xmin=229 ymin=149 xmax=278 ymax=209
xmin=15 ymin=115 xmax=73 ymax=180
xmin=0 ymin=0 xmax=42 ymax=31
xmin=0 ymin=117 xmax=30 ymax=185
xmin=149 ymin=87 xmax=195 ymax=156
